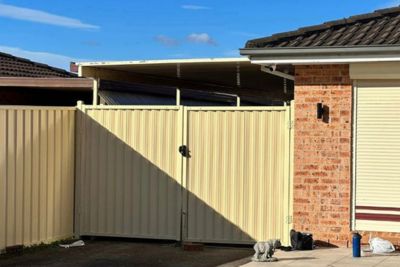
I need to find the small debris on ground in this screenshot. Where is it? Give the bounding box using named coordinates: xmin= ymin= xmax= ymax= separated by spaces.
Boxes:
xmin=59 ymin=240 xmax=85 ymax=248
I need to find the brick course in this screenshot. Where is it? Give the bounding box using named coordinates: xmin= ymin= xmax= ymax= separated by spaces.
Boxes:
xmin=293 ymin=64 xmax=352 ymax=247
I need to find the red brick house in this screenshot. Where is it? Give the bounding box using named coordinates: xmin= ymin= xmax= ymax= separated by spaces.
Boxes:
xmin=241 ymin=6 xmax=400 ymax=247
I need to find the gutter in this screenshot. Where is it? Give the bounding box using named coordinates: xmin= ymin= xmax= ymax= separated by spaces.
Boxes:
xmin=240 ymin=46 xmax=400 ymax=64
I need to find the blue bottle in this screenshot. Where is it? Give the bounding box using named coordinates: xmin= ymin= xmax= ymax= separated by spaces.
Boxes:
xmin=352 ymin=232 xmax=362 ymax=257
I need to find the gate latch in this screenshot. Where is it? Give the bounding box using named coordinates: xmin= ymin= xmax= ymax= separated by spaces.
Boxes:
xmin=179 ymin=145 xmax=190 ymax=158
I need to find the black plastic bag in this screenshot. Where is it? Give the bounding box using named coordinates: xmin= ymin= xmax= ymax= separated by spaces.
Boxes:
xmin=290 ymin=229 xmax=313 ymax=250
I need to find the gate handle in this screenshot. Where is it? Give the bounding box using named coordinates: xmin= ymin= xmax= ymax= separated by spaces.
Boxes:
xmin=179 ymin=145 xmax=190 ymax=158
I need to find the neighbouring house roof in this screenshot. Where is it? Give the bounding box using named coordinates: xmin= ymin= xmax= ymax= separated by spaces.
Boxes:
xmin=245 ymin=6 xmax=400 ymax=49
xmin=0 ymin=52 xmax=76 ymax=78
xmin=0 ymin=52 xmax=93 ymax=106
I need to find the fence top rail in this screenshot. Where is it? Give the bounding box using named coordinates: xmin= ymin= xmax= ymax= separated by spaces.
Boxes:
xmin=80 ymin=105 xmax=290 ymax=112
xmin=185 ymin=106 xmax=289 ymax=111
xmin=0 ymin=106 xmax=76 ymax=111
xmin=81 ymin=105 xmax=181 ymax=111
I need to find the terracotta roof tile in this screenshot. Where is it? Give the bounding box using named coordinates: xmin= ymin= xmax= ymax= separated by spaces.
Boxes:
xmin=245 ymin=6 xmax=400 ymax=48
xmin=0 ymin=52 xmax=76 ymax=77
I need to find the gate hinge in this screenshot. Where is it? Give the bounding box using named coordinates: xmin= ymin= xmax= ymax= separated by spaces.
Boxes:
xmin=287 ymin=121 xmax=294 ymax=129
xmin=286 ymin=215 xmax=293 ymax=224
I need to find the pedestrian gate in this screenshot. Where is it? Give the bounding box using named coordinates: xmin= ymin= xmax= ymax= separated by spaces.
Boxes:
xmin=75 ymin=104 xmax=293 ymax=245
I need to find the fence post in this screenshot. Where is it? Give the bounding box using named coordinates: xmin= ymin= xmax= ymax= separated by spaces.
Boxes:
xmin=289 ymin=100 xmax=295 ymax=234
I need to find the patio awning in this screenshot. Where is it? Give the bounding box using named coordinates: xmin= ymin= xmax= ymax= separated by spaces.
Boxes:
xmin=76 ymin=57 xmax=293 ymax=102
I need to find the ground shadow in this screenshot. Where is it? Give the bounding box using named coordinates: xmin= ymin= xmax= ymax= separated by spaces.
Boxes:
xmin=314 ymin=240 xmax=339 ymax=248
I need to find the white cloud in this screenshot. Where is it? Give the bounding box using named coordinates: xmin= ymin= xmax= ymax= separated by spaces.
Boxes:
xmin=155 ymin=35 xmax=179 ymax=46
xmin=0 ymin=3 xmax=99 ymax=29
xmin=187 ymin=33 xmax=216 ymax=45
xmin=181 ymin=5 xmax=210 ymax=10
xmin=0 ymin=45 xmax=86 ymax=70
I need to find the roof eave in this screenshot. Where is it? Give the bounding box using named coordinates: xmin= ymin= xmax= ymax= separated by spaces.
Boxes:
xmin=76 ymin=57 xmax=249 ymax=67
xmin=240 ymin=46 xmax=400 ymax=64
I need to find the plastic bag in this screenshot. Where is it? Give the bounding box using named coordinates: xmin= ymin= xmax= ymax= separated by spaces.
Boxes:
xmin=59 ymin=240 xmax=85 ymax=248
xmin=369 ymin=237 xmax=395 ymax=254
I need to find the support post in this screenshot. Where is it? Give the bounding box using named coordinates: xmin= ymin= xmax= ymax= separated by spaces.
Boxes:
xmin=77 ymin=100 xmax=83 ymax=110
xmin=236 ymin=62 xmax=241 ymax=88
xmin=92 ymin=78 xmax=99 ymax=106
xmin=176 ymin=88 xmax=181 ymax=106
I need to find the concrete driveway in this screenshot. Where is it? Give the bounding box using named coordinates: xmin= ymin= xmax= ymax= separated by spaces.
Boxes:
xmin=0 ymin=239 xmax=253 ymax=267
xmin=237 ymin=248 xmax=400 ymax=267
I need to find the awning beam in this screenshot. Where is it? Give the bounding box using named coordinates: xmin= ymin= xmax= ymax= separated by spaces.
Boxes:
xmin=0 ymin=77 xmax=93 ymax=90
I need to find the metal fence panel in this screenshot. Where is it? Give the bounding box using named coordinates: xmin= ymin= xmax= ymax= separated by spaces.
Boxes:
xmin=184 ymin=107 xmax=292 ymax=244
xmin=75 ymin=106 xmax=182 ymax=240
xmin=0 ymin=107 xmax=75 ymax=252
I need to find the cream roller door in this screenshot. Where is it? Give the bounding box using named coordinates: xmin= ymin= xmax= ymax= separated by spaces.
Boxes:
xmin=354 ymin=80 xmax=400 ymax=232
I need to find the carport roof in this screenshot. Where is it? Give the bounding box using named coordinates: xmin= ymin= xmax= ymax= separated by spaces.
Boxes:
xmin=244 ymin=6 xmax=400 ymax=49
xmin=78 ymin=57 xmax=249 ymax=66
xmin=76 ymin=57 xmax=252 ymax=76
xmin=76 ymin=57 xmax=293 ymax=94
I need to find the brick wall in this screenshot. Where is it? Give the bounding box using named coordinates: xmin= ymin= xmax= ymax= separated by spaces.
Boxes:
xmin=293 ymin=65 xmax=352 ymax=247
xmin=293 ymin=64 xmax=400 ymax=248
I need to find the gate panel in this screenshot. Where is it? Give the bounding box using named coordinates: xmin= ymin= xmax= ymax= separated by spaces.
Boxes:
xmin=185 ymin=107 xmax=291 ymax=244
xmin=76 ymin=106 xmax=182 ymax=240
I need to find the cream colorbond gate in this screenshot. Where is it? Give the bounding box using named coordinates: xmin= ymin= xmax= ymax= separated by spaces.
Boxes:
xmin=76 ymin=104 xmax=293 ymax=244
xmin=182 ymin=106 xmax=293 ymax=244
xmin=75 ymin=105 xmax=183 ymax=240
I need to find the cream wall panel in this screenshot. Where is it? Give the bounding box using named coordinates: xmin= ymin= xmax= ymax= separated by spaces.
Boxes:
xmin=350 ymin=62 xmax=400 ymax=79
xmin=76 ymin=106 xmax=182 ymax=240
xmin=0 ymin=107 xmax=75 ymax=252
xmin=185 ymin=107 xmax=292 ymax=244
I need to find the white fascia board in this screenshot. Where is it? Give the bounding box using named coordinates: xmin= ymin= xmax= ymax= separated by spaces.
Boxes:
xmin=77 ymin=57 xmax=249 ymax=67
xmin=251 ymin=57 xmax=400 ymax=65
xmin=242 ymin=46 xmax=400 ymax=65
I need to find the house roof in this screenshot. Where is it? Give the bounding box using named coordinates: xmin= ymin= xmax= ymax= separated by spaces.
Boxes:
xmin=0 ymin=52 xmax=76 ymax=78
xmin=245 ymin=6 xmax=400 ymax=49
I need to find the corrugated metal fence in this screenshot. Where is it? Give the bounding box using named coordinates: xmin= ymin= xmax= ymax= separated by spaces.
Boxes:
xmin=184 ymin=107 xmax=292 ymax=244
xmin=0 ymin=104 xmax=293 ymax=250
xmin=76 ymin=104 xmax=293 ymax=245
xmin=75 ymin=106 xmax=183 ymax=240
xmin=0 ymin=107 xmax=75 ymax=252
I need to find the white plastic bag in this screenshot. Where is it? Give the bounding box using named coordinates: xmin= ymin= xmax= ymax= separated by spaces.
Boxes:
xmin=369 ymin=237 xmax=395 ymax=254
xmin=59 ymin=240 xmax=85 ymax=248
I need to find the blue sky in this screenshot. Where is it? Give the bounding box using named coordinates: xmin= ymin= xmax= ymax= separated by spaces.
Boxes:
xmin=0 ymin=0 xmax=399 ymax=69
